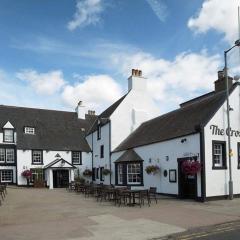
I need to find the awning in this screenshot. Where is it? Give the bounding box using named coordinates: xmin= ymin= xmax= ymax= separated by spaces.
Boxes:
xmin=44 ymin=158 xmax=76 ymax=169
xmin=114 ymin=149 xmax=144 ymax=163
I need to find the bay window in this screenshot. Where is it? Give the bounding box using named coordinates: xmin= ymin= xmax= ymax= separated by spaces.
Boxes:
xmin=127 ymin=163 xmax=141 ymax=184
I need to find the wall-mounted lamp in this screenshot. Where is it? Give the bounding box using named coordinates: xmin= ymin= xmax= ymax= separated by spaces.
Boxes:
xmin=165 ymin=156 xmax=169 ymax=161
xmin=149 ymin=158 xmax=152 ymax=163
xmin=181 ymin=138 xmax=187 ymax=143
xmin=229 ymin=106 xmax=234 ymax=111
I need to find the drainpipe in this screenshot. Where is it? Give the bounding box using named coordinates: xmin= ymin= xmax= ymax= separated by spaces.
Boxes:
xmin=109 ymin=121 xmax=112 ymax=185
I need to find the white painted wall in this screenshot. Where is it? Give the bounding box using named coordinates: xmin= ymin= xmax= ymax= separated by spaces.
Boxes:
xmin=111 ymin=133 xmax=201 ymax=196
xmin=17 ymin=149 xmax=91 ymax=186
xmin=204 ymin=85 xmax=240 ymax=197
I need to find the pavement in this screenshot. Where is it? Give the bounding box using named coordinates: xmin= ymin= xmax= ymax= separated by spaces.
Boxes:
xmin=1 ymin=187 xmax=240 ymax=240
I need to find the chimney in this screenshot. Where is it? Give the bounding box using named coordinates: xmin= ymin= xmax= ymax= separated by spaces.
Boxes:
xmin=214 ymin=70 xmax=233 ymax=92
xmin=75 ymin=101 xmax=86 ymax=119
xmin=128 ymin=69 xmax=146 ymax=92
xmin=87 ymin=110 xmax=96 ymax=116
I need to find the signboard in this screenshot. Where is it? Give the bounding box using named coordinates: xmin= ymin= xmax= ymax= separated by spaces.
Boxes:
xmin=210 ymin=124 xmax=240 ymax=137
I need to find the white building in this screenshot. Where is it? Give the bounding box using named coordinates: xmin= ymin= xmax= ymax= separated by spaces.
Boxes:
xmin=112 ymin=70 xmax=240 ymax=201
xmin=85 ymin=69 xmax=160 ymax=185
xmin=0 ymin=105 xmax=96 ymax=189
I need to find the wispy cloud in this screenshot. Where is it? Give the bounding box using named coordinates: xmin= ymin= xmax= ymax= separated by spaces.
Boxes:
xmin=146 ymin=0 xmax=168 ymax=22
xmin=67 ymin=0 xmax=105 ymax=30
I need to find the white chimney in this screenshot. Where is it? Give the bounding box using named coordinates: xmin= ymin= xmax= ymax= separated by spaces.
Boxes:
xmin=128 ymin=69 xmax=147 ymax=92
xmin=75 ymin=101 xmax=86 ymax=119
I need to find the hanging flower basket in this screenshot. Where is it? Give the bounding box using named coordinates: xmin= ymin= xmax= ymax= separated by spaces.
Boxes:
xmin=102 ymin=169 xmax=111 ymax=176
xmin=83 ymin=169 xmax=92 ymax=177
xmin=21 ymin=170 xmax=32 ymax=178
xmin=181 ymin=160 xmax=201 ymax=176
xmin=145 ymin=165 xmax=160 ymax=175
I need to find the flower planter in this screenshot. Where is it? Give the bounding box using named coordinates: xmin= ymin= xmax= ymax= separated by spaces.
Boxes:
xmin=83 ymin=169 xmax=92 ymax=177
xmin=145 ymin=165 xmax=160 ymax=175
xmin=181 ymin=160 xmax=201 ymax=176
xmin=102 ymin=169 xmax=111 ymax=176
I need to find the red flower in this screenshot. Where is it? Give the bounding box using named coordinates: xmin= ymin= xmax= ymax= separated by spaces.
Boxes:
xmin=182 ymin=160 xmax=201 ymax=176
xmin=22 ymin=170 xmax=32 ymax=178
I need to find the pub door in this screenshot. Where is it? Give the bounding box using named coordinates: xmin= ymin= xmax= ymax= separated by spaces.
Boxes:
xmin=53 ymin=170 xmax=69 ymax=188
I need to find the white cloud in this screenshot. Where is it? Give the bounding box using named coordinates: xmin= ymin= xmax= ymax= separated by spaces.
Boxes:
xmin=61 ymin=74 xmax=123 ymax=112
xmin=110 ymin=50 xmax=221 ymax=112
xmin=146 ymin=0 xmax=168 ymax=22
xmin=67 ymin=0 xmax=104 ymax=30
xmin=16 ymin=69 xmax=66 ymax=95
xmin=188 ymin=0 xmax=239 ymax=44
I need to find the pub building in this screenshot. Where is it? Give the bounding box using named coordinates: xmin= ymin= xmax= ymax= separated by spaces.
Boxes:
xmin=111 ymin=70 xmax=240 ymax=201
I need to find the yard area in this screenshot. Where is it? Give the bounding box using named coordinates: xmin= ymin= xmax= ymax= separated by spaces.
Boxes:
xmin=1 ymin=187 xmax=240 ymax=240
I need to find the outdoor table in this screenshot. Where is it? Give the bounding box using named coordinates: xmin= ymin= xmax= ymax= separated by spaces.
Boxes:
xmin=121 ymin=189 xmax=147 ymax=206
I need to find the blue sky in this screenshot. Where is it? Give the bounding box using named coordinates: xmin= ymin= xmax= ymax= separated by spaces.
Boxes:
xmin=0 ymin=0 xmax=239 ymax=114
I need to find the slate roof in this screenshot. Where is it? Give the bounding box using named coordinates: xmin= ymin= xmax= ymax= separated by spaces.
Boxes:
xmin=0 ymin=105 xmax=92 ymax=152
xmin=87 ymin=94 xmax=127 ymax=135
xmin=115 ymin=149 xmax=144 ymax=163
xmin=114 ymin=83 xmax=239 ymax=152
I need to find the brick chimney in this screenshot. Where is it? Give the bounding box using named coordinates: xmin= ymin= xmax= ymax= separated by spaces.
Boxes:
xmin=128 ymin=69 xmax=146 ymax=92
xmin=214 ymin=70 xmax=233 ymax=92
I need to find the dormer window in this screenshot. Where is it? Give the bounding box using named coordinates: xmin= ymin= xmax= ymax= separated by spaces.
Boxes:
xmin=3 ymin=129 xmax=14 ymax=143
xmin=24 ymin=127 xmax=35 ymax=135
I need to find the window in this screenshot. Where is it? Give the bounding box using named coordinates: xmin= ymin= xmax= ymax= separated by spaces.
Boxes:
xmin=127 ymin=163 xmax=141 ymax=184
xmin=6 ymin=149 xmax=14 ymax=163
xmin=118 ymin=164 xmax=123 ymax=184
xmin=238 ymin=143 xmax=240 ymax=168
xmin=0 ymin=148 xmax=5 ymax=163
xmin=30 ymin=169 xmax=44 ymax=183
xmin=72 ymin=151 xmax=82 ymax=165
xmin=3 ymin=129 xmax=14 ymax=142
xmin=212 ymin=141 xmax=226 ymax=169
xmin=100 ymin=167 xmax=104 ymax=181
xmin=1 ymin=170 xmax=13 ymax=183
xmin=100 ymin=145 xmax=104 ymax=158
xmin=0 ymin=148 xmax=15 ymax=164
xmin=96 ymin=168 xmax=99 ymax=179
xmin=24 ymin=127 xmax=35 ymax=135
xmin=97 ymin=125 xmax=101 ymax=140
xmin=32 ymin=150 xmax=43 ymax=164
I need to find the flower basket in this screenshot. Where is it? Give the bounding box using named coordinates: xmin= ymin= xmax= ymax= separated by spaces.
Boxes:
xmin=83 ymin=169 xmax=92 ymax=177
xmin=181 ymin=160 xmax=201 ymax=176
xmin=21 ymin=170 xmax=32 ymax=178
xmin=145 ymin=165 xmax=160 ymax=175
xmin=102 ymin=169 xmax=111 ymax=176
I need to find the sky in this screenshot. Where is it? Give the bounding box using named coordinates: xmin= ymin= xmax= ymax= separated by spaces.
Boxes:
xmin=0 ymin=0 xmax=240 ymax=114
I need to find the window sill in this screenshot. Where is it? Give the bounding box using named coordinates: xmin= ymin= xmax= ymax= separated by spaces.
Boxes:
xmin=212 ymin=166 xmax=227 ymax=170
xmin=32 ymin=163 xmax=44 ymax=165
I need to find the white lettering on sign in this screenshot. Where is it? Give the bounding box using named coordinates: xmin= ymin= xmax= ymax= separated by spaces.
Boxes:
xmin=210 ymin=125 xmax=240 ymax=137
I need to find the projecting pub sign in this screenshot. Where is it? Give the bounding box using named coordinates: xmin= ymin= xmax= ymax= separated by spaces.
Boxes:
xmin=210 ymin=125 xmax=240 ymax=137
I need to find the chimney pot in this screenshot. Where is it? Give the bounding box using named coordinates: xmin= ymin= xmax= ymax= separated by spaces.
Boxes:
xmin=214 ymin=69 xmax=233 ymax=92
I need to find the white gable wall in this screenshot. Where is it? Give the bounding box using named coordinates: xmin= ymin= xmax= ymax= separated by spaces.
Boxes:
xmin=204 ymin=85 xmax=240 ymax=197
xmin=110 ymin=89 xmax=160 ymax=150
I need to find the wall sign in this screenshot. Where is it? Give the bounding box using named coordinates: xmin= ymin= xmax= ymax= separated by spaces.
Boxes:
xmin=210 ymin=125 xmax=240 ymax=137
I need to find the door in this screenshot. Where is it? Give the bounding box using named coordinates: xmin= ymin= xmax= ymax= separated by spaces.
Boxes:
xmin=53 ymin=170 xmax=69 ymax=188
xmin=178 ymin=158 xmax=197 ymax=199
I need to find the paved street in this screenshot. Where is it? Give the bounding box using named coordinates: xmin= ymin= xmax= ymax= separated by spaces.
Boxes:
xmin=1 ymin=187 xmax=240 ymax=240
xmin=160 ymin=221 xmax=240 ymax=240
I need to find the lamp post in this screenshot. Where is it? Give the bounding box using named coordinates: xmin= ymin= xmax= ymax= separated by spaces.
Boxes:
xmin=224 ymin=39 xmax=240 ymax=200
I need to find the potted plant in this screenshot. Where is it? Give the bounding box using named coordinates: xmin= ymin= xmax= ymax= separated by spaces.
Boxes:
xmin=21 ymin=169 xmax=32 ymax=187
xmin=83 ymin=169 xmax=92 ymax=177
xmin=181 ymin=160 xmax=201 ymax=176
xmin=145 ymin=165 xmax=160 ymax=175
xmin=102 ymin=169 xmax=111 ymax=176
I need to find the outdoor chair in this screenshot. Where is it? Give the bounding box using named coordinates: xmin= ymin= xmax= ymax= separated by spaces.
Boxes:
xmin=149 ymin=187 xmax=158 ymax=204
xmin=140 ymin=190 xmax=150 ymax=207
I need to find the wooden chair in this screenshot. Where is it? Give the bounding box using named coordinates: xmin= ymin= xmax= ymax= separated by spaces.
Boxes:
xmin=140 ymin=190 xmax=150 ymax=207
xmin=149 ymin=187 xmax=158 ymax=204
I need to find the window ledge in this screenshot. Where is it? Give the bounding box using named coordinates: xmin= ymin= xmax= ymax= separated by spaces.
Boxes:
xmin=212 ymin=166 xmax=227 ymax=170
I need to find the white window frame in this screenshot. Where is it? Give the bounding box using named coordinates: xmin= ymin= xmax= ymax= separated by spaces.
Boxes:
xmin=3 ymin=129 xmax=14 ymax=142
xmin=118 ymin=164 xmax=123 ymax=184
xmin=72 ymin=151 xmax=82 ymax=165
xmin=32 ymin=150 xmax=43 ymax=164
xmin=213 ymin=143 xmax=223 ymax=167
xmin=1 ymin=170 xmax=13 ymax=183
xmin=0 ymin=148 xmax=5 ymax=163
xmin=6 ymin=149 xmax=15 ymax=163
xmin=30 ymin=169 xmax=44 ymax=183
xmin=127 ymin=163 xmax=141 ymax=184
xmin=24 ymin=127 xmax=35 ymax=135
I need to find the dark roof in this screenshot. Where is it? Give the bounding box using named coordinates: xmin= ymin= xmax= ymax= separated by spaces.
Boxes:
xmin=87 ymin=94 xmax=127 ymax=135
xmin=0 ymin=105 xmax=92 ymax=151
xmin=114 ymin=84 xmax=239 ymax=152
xmin=115 ymin=149 xmax=144 ymax=163
xmin=44 ymin=158 xmax=76 ymax=169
